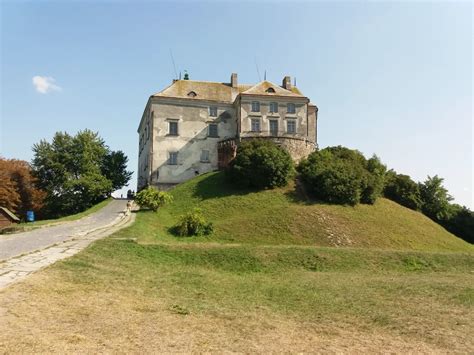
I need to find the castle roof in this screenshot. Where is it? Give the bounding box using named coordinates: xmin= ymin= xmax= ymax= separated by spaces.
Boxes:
xmin=240 ymin=80 xmax=303 ymax=97
xmin=152 ymin=79 xmax=305 ymax=103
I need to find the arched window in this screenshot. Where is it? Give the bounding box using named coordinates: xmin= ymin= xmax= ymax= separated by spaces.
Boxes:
xmin=187 ymin=91 xmax=197 ymax=98
xmin=265 ymin=87 xmax=276 ymax=93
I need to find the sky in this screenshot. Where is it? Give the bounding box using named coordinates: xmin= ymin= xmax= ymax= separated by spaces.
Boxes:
xmin=0 ymin=0 xmax=472 ymax=207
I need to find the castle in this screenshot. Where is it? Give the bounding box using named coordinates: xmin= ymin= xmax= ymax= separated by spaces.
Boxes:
xmin=137 ymin=73 xmax=318 ymax=190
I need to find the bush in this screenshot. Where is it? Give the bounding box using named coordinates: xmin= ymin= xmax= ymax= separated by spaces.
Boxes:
xmin=383 ymin=170 xmax=422 ymax=210
xmin=297 ymin=146 xmax=386 ymax=206
xmin=134 ymin=187 xmax=173 ymax=211
xmin=172 ymin=209 xmax=213 ymax=237
xmin=226 ymin=139 xmax=294 ymax=189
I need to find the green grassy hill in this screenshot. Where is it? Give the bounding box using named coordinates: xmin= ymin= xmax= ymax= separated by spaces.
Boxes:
xmin=3 ymin=172 xmax=472 ymax=352
xmin=129 ymin=172 xmax=471 ymax=252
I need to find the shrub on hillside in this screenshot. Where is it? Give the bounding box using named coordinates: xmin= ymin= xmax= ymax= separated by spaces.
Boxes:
xmin=297 ymin=146 xmax=386 ymax=206
xmin=134 ymin=187 xmax=173 ymax=211
xmin=172 ymin=209 xmax=213 ymax=237
xmin=383 ymin=170 xmax=422 ymax=210
xmin=226 ymin=139 xmax=294 ymax=189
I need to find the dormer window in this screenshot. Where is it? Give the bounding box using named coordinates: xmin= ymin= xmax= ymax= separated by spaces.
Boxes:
xmin=187 ymin=91 xmax=197 ymax=98
xmin=266 ymin=87 xmax=276 ymax=93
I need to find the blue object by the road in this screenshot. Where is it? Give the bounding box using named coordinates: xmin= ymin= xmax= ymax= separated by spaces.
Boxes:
xmin=26 ymin=211 xmax=35 ymax=222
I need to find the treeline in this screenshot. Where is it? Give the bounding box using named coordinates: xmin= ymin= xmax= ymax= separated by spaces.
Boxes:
xmin=226 ymin=140 xmax=473 ymax=244
xmin=1 ymin=129 xmax=132 ymax=220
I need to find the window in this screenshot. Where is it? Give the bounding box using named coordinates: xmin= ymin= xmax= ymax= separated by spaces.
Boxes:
xmin=208 ymin=123 xmax=218 ymax=137
xmin=269 ymin=120 xmax=278 ymax=136
xmin=251 ymin=118 xmax=261 ymax=132
xmin=168 ymin=152 xmax=178 ymax=165
xmin=287 ymin=120 xmax=296 ymax=134
xmin=287 ymin=103 xmax=296 ymax=114
xmin=200 ymin=150 xmax=210 ymax=162
xmin=269 ymin=102 xmax=278 ymax=113
xmin=187 ymin=91 xmax=197 ymax=98
xmin=169 ymin=121 xmax=178 ymax=136
xmin=251 ymin=101 xmax=260 ymax=112
xmin=209 ymin=106 xmax=218 ymax=117
xmin=266 ymin=87 xmax=276 ymax=93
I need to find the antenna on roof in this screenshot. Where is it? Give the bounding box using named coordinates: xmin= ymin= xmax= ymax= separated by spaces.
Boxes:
xmin=169 ymin=49 xmax=178 ymax=79
xmin=254 ymin=56 xmax=261 ymax=82
xmin=179 ymin=71 xmax=182 ymax=80
xmin=264 ymin=70 xmax=267 ymax=81
xmin=294 ymin=77 xmax=297 ymax=86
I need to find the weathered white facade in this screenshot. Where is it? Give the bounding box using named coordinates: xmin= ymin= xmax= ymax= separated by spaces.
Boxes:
xmin=137 ymin=74 xmax=318 ymax=190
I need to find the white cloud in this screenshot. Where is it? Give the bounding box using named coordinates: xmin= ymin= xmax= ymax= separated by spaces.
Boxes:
xmin=32 ymin=76 xmax=62 ymax=94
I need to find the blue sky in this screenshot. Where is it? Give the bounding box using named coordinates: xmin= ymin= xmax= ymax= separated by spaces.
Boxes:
xmin=1 ymin=1 xmax=472 ymax=207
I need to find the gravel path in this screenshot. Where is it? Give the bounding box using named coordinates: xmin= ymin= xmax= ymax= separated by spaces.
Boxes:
xmin=0 ymin=200 xmax=133 ymax=289
xmin=0 ymin=200 xmax=128 ymax=261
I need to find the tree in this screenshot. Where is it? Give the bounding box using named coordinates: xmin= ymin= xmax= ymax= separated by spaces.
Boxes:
xmin=226 ymin=139 xmax=294 ymax=189
xmin=419 ymin=175 xmax=453 ymax=221
xmin=383 ymin=170 xmax=422 ymax=210
xmin=297 ymin=146 xmax=386 ymax=206
xmin=32 ymin=130 xmax=132 ymax=218
xmin=0 ymin=158 xmax=46 ymax=218
xmin=442 ymin=204 xmax=474 ymax=244
xmin=134 ymin=187 xmax=173 ymax=211
xmin=361 ymin=155 xmax=387 ymax=204
xmin=101 ymin=151 xmax=133 ymax=191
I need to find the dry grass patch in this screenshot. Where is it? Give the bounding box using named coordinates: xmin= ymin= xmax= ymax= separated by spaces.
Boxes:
xmin=0 ymin=238 xmax=473 ymax=353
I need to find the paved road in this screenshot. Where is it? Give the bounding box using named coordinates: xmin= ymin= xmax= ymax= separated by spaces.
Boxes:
xmin=0 ymin=200 xmax=128 ymax=261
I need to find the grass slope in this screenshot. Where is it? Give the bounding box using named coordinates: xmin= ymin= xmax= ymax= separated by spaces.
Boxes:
xmin=126 ymin=172 xmax=471 ymax=252
xmin=1 ymin=173 xmax=473 ymax=352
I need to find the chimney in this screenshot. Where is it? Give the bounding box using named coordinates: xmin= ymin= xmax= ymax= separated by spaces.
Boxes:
xmin=282 ymin=76 xmax=292 ymax=90
xmin=231 ymin=73 xmax=238 ymax=88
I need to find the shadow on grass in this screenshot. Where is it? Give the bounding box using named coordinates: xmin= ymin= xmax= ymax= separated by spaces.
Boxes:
xmin=192 ymin=172 xmax=259 ymax=200
xmin=284 ymin=177 xmax=315 ymax=205
xmin=284 ymin=177 xmax=344 ymax=208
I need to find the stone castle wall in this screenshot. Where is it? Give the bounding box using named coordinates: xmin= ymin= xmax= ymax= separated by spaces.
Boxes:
xmin=240 ymin=136 xmax=316 ymax=162
xmin=216 ymin=137 xmax=316 ymax=170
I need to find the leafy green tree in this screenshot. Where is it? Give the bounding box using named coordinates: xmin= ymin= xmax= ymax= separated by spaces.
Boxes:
xmin=383 ymin=170 xmax=422 ymax=210
xmin=361 ymin=155 xmax=387 ymax=204
xmin=442 ymin=204 xmax=474 ymax=244
xmin=134 ymin=187 xmax=173 ymax=211
xmin=32 ymin=129 xmax=132 ymax=217
xmin=101 ymin=151 xmax=133 ymax=191
xmin=227 ymin=139 xmax=294 ymax=189
xmin=419 ymin=175 xmax=453 ymax=221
